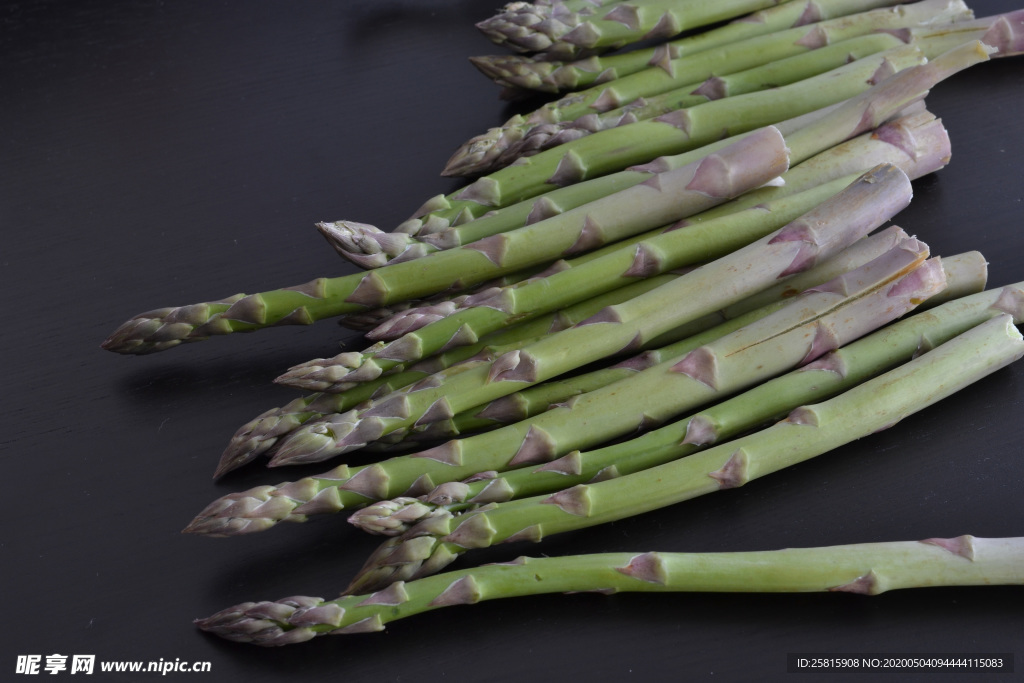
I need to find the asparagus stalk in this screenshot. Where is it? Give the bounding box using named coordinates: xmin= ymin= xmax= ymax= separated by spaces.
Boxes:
xmin=103 ymin=42 xmax=988 ymax=356
xmin=475 ymin=0 xmax=784 ymax=61
xmin=447 ymin=0 xmax=966 ymax=178
xmin=354 ymin=241 xmax=985 ymax=464
xmin=197 ymin=535 xmax=1024 ymax=646
xmin=439 ymin=45 xmax=927 ymax=207
xmin=333 ymin=101 xmax=943 ymax=270
xmin=345 ymin=312 xmax=1024 ymax=594
xmin=100 ymin=122 xmax=787 ymax=355
xmin=350 ymin=251 xmax=991 ymax=535
xmin=217 ymin=226 xmax=922 ymax=477
xmin=278 ymin=178 xmax=858 ymax=395
xmin=472 ymin=0 xmax=904 ymax=93
xmin=215 ymin=274 xmax=679 ymax=478
xmin=266 ymin=165 xmax=912 ymax=468
xmin=183 ymin=210 xmax=931 ymax=537
xmin=480 ymin=23 xmax=997 ymax=175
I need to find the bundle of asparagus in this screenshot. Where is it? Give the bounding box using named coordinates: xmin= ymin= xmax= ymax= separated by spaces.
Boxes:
xmin=95 ymin=0 xmax=1024 ymax=650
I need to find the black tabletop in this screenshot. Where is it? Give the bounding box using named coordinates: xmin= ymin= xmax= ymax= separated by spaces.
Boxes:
xmin=4 ymin=1 xmax=1024 ymax=681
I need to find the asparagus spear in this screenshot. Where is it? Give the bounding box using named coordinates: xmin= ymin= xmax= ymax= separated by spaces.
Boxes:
xmin=183 ymin=212 xmax=931 ymax=537
xmin=345 ymin=312 xmax=1023 ymax=594
xmin=480 ymin=23 xmax=999 ymax=175
xmin=439 ymin=45 xmax=927 ymax=205
xmin=102 ymin=42 xmax=988 ymax=356
xmin=101 ymin=122 xmax=787 ymax=355
xmin=331 ymin=101 xmax=943 ymax=271
xmin=279 ymin=178 xmax=859 ymax=395
xmin=351 ymin=244 xmax=986 ymax=466
xmin=472 ymin=0 xmax=904 ymax=93
xmin=215 ymin=274 xmax=679 ymax=478
xmin=217 ymin=225 xmax=923 ymax=477
xmin=475 ymin=0 xmax=784 ymax=61
xmin=295 ymin=102 xmax=950 ymax=390
xmin=447 ymin=0 xmax=966 ymax=178
xmin=197 ymin=535 xmax=1024 ymax=646
xmin=350 ymin=250 xmax=991 ymax=535
xmin=266 ymin=165 xmax=912 ymax=468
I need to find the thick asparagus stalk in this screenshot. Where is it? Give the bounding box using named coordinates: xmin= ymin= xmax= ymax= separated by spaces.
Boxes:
xmin=345 ymin=312 xmax=1023 ymax=593
xmin=217 ymin=227 xmax=919 ymax=477
xmin=473 ymin=0 xmax=904 ymax=93
xmin=183 ymin=209 xmax=930 ymax=537
xmin=475 ymin=0 xmax=783 ymax=61
xmin=480 ymin=23 xmax=996 ymax=175
xmin=439 ymin=46 xmax=926 ymax=208
xmin=350 ymin=251 xmax=992 ymax=535
xmin=197 ymin=535 xmax=1024 ymax=646
xmin=332 ymin=102 xmax=942 ymax=272
xmin=278 ymin=178 xmax=857 ymax=395
xmin=101 ymin=123 xmax=787 ymax=355
xmin=103 ymin=43 xmax=987 ymax=356
xmin=215 ymin=274 xmax=679 ymax=478
xmin=447 ymin=0 xmax=966 ymax=178
xmin=266 ymin=165 xmax=912 ymax=468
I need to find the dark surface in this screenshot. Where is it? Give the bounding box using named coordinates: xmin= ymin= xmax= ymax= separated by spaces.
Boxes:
xmin=3 ymin=1 xmax=1024 ymax=681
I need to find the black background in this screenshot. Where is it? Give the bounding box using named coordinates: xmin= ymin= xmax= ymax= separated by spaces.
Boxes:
xmin=3 ymin=1 xmax=1023 ymax=681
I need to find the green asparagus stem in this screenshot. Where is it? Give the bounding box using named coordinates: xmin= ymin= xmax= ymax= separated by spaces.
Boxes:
xmin=439 ymin=45 xmax=926 ymax=200
xmin=280 ymin=178 xmax=859 ymax=394
xmin=479 ymin=22 xmax=999 ymax=175
xmin=101 ymin=122 xmax=787 ymax=355
xmin=472 ymin=0 xmax=903 ymax=93
xmin=344 ymin=312 xmax=1024 ymax=594
xmin=300 ymin=103 xmax=951 ymax=391
xmin=266 ymin=165 xmax=912 ymax=468
xmin=103 ymin=42 xmax=988 ymax=355
xmin=349 ymin=250 xmax=991 ymax=535
xmin=196 ymin=535 xmax=1024 ymax=645
xmin=215 ymin=274 xmax=679 ymax=478
xmin=447 ymin=0 xmax=966 ymax=178
xmin=183 ymin=212 xmax=932 ymax=537
xmin=476 ymin=0 xmax=783 ymax=61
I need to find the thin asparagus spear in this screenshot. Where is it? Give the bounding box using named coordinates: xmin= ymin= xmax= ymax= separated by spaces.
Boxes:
xmin=482 ymin=22 xmax=997 ymax=175
xmin=197 ymin=534 xmax=1024 ymax=646
xmin=183 ymin=215 xmax=932 ymax=537
xmin=280 ymin=178 xmax=858 ymax=394
xmin=215 ymin=274 xmax=680 ymax=478
xmin=355 ymin=237 xmax=986 ymax=463
xmin=438 ymin=45 xmax=927 ymax=203
xmin=218 ymin=226 xmax=919 ymax=478
xmin=266 ymin=165 xmax=912 ymax=468
xmin=476 ymin=0 xmax=783 ymax=61
xmin=350 ymin=251 xmax=992 ymax=535
xmin=101 ymin=122 xmax=787 ymax=355
xmin=473 ymin=0 xmax=904 ymax=93
xmin=344 ymin=312 xmax=1023 ymax=594
xmin=447 ymin=0 xmax=966 ymax=178
xmin=103 ymin=42 xmax=988 ymax=355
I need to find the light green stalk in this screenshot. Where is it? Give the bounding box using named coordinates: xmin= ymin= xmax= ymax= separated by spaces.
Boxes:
xmin=102 ymin=42 xmax=988 ymax=356
xmin=479 ymin=23 xmax=994 ymax=175
xmin=352 ymin=245 xmax=985 ymax=463
xmin=475 ymin=0 xmax=783 ymax=60
xmin=438 ymin=46 xmax=926 ymax=207
xmin=183 ymin=220 xmax=934 ymax=538
xmin=344 ymin=312 xmax=1024 ymax=594
xmin=197 ymin=535 xmax=1024 ymax=645
xmin=349 ymin=251 xmax=992 ymax=535
xmin=214 ymin=273 xmax=679 ymax=478
xmin=265 ymin=165 xmax=912 ymax=468
xmin=447 ymin=0 xmax=966 ymax=178
xmin=101 ymin=124 xmax=787 ymax=355
xmin=472 ymin=0 xmax=904 ymax=92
